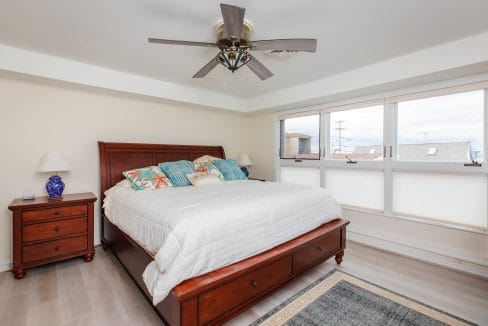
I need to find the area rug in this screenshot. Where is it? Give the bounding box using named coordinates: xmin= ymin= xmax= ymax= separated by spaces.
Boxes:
xmin=250 ymin=270 xmax=474 ymax=326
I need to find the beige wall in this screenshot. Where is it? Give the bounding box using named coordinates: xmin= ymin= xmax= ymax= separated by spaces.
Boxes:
xmin=247 ymin=113 xmax=275 ymax=181
xmin=0 ymin=72 xmax=250 ymax=267
xmin=1 ymin=70 xmax=486 ymax=276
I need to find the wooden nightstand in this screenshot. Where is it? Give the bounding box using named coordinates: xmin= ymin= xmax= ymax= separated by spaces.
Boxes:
xmin=8 ymin=192 xmax=97 ymax=279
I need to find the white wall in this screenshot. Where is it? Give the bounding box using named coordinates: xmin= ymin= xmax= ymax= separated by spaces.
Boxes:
xmin=249 ymin=111 xmax=488 ymax=278
xmin=0 ymin=71 xmax=250 ymax=270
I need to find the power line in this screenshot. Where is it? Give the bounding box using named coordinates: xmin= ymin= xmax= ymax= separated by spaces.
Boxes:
xmin=335 ymin=120 xmax=346 ymax=153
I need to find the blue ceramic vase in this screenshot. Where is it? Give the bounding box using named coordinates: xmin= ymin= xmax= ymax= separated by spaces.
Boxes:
xmin=46 ymin=175 xmax=65 ymax=199
xmin=240 ymin=166 xmax=249 ymax=177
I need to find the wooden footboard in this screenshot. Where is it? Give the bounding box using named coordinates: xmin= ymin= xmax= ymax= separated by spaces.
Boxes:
xmin=103 ymin=216 xmax=349 ymax=326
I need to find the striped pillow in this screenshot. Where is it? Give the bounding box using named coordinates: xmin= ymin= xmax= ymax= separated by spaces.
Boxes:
xmin=213 ymin=159 xmax=248 ymax=181
xmin=158 ymin=160 xmax=195 ymax=187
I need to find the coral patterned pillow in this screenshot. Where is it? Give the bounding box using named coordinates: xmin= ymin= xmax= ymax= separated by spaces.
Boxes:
xmin=193 ymin=161 xmax=225 ymax=181
xmin=123 ymin=166 xmax=173 ymax=190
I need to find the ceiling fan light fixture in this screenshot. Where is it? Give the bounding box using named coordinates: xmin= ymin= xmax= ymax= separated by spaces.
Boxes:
xmin=149 ymin=3 xmax=317 ymax=80
xmin=217 ymin=47 xmax=251 ymax=72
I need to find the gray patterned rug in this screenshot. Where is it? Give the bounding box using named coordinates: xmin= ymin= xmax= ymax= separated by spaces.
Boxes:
xmin=251 ymin=270 xmax=474 ymax=326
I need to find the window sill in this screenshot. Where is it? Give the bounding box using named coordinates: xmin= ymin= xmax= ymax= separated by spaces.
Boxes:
xmin=341 ymin=204 xmax=488 ymax=235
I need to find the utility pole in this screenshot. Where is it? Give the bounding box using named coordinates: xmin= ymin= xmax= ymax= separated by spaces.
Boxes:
xmin=335 ymin=120 xmax=346 ymax=153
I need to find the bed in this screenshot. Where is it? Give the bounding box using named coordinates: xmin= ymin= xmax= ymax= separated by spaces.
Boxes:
xmin=99 ymin=141 xmax=349 ymax=326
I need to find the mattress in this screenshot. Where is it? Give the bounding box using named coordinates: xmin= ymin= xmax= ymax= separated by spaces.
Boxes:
xmin=103 ymin=179 xmax=342 ymax=305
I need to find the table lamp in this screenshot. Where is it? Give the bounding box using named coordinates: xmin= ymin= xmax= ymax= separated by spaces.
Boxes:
xmin=237 ymin=154 xmax=252 ymax=177
xmin=39 ymin=152 xmax=70 ymax=200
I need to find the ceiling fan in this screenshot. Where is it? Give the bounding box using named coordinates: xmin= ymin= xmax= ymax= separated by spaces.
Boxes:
xmin=148 ymin=3 xmax=317 ymax=81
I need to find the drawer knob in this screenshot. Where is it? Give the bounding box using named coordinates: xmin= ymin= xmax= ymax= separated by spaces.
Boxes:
xmin=316 ymin=246 xmax=323 ymax=251
xmin=251 ymin=280 xmax=259 ymax=287
xmin=54 ymin=226 xmax=60 ymax=232
xmin=54 ymin=245 xmax=60 ymax=251
xmin=54 ymin=211 xmax=61 ymax=216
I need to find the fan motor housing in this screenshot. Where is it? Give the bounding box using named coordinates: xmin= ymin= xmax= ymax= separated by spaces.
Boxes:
xmin=215 ymin=20 xmax=253 ymax=48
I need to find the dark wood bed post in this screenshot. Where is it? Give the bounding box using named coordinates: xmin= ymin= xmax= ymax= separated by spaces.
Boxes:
xmin=98 ymin=141 xmax=349 ymax=326
xmin=335 ymin=227 xmax=347 ymax=264
xmin=99 ymin=141 xmax=109 ymax=251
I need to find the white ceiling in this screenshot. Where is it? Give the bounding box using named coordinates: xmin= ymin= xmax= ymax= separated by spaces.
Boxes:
xmin=1 ymin=0 xmax=488 ymax=100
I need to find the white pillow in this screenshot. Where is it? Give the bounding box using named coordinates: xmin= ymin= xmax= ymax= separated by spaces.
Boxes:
xmin=186 ymin=172 xmax=222 ymax=186
xmin=193 ymin=155 xmax=222 ymax=164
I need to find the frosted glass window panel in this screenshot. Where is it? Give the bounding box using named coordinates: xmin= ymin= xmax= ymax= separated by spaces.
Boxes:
xmin=325 ymin=169 xmax=384 ymax=210
xmin=330 ymin=105 xmax=383 ymax=161
xmin=280 ymin=115 xmax=320 ymax=160
xmin=397 ymin=90 xmax=484 ymax=162
xmin=393 ymin=172 xmax=487 ymax=228
xmin=280 ymin=167 xmax=321 ymax=187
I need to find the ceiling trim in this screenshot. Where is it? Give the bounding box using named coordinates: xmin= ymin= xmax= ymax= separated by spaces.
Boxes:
xmin=247 ymin=31 xmax=488 ymax=111
xmin=1 ymin=31 xmax=488 ymax=113
xmin=0 ymin=43 xmax=247 ymax=112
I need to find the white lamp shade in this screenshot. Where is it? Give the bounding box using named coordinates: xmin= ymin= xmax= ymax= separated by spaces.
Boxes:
xmin=39 ymin=152 xmax=70 ymax=173
xmin=237 ymin=154 xmax=252 ymax=167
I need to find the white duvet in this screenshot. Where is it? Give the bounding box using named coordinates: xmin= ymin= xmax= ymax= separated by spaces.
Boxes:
xmin=103 ymin=180 xmax=342 ymax=305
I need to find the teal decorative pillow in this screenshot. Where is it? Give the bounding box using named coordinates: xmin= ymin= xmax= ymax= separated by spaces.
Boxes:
xmin=193 ymin=161 xmax=225 ymax=181
xmin=158 ymin=160 xmax=196 ymax=187
xmin=123 ymin=166 xmax=173 ymax=190
xmin=213 ymin=159 xmax=248 ymax=181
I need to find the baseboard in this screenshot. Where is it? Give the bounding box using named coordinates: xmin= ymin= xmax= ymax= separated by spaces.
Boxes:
xmin=0 ymin=259 xmax=12 ymax=273
xmin=347 ymin=228 xmax=488 ymax=279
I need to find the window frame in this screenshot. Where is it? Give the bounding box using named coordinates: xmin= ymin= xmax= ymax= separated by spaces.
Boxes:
xmin=275 ymin=78 xmax=488 ymax=233
xmin=278 ymin=110 xmax=322 ymax=161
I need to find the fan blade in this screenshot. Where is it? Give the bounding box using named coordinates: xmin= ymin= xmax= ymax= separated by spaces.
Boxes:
xmin=193 ymin=55 xmax=220 ymax=78
xmin=246 ymin=56 xmax=273 ymax=80
xmin=148 ymin=38 xmax=216 ymax=48
xmin=250 ymin=39 xmax=317 ymax=52
xmin=220 ymin=4 xmax=245 ymax=40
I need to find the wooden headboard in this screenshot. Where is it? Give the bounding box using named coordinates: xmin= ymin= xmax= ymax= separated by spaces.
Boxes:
xmin=98 ymin=142 xmax=225 ymax=200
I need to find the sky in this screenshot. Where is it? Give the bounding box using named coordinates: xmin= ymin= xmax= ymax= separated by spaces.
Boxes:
xmin=283 ymin=90 xmax=484 ymax=158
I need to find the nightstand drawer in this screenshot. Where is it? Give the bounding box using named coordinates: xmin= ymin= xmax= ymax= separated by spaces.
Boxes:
xmin=22 ymin=217 xmax=87 ymax=243
xmin=22 ymin=205 xmax=87 ymax=223
xmin=22 ymin=235 xmax=87 ymax=264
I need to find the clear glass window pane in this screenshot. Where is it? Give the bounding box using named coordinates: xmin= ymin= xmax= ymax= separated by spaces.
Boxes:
xmin=325 ymin=169 xmax=384 ymax=210
xmin=330 ymin=105 xmax=384 ymax=161
xmin=393 ymin=172 xmax=487 ymax=228
xmin=280 ymin=115 xmax=320 ymax=160
xmin=280 ymin=167 xmax=320 ymax=187
xmin=397 ymin=90 xmax=484 ymax=162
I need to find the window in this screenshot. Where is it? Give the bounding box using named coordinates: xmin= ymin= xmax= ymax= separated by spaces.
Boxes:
xmin=277 ymin=82 xmax=488 ymax=231
xmin=325 ymin=169 xmax=384 ymax=210
xmin=329 ymin=105 xmax=383 ymax=161
xmin=280 ymin=167 xmax=321 ymax=187
xmin=280 ymin=114 xmax=320 ymax=160
xmin=393 ymin=172 xmax=487 ymax=227
xmin=397 ymin=90 xmax=484 ymax=162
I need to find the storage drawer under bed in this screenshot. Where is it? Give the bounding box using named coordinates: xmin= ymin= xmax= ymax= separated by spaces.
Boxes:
xmin=292 ymin=228 xmax=341 ymax=273
xmin=198 ymin=256 xmax=292 ymax=325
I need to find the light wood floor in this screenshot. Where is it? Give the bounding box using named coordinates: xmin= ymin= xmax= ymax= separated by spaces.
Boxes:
xmin=1 ymin=242 xmax=486 ymax=326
